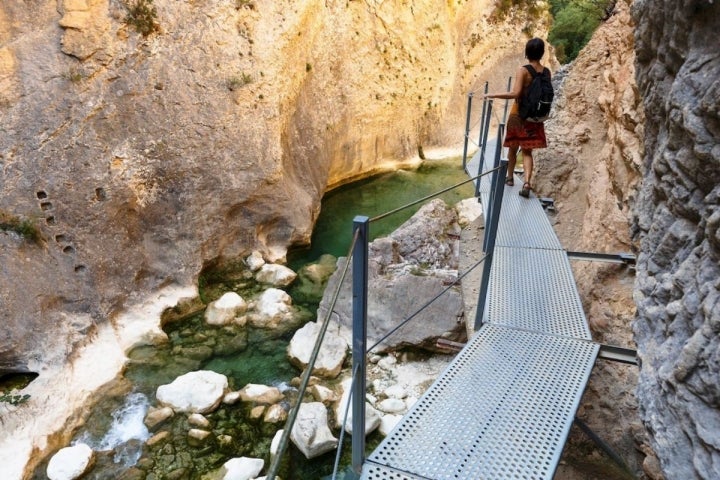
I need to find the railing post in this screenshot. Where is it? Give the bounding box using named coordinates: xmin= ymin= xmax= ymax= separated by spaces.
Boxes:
xmin=351 ymin=215 xmax=369 ymax=476
xmin=502 ymin=76 xmax=513 ymax=123
xmin=477 ymin=81 xmax=489 ymax=148
xmin=483 ymin=123 xmax=505 ymax=252
xmin=474 ymin=100 xmax=493 ymax=198
xmin=475 ymin=126 xmax=508 ymax=331
xmin=462 ymin=92 xmax=474 ymax=173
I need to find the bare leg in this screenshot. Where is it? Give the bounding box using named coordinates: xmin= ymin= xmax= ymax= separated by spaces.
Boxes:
xmin=507 ymin=146 xmax=519 ymax=181
xmin=521 ymin=148 xmax=533 ymax=186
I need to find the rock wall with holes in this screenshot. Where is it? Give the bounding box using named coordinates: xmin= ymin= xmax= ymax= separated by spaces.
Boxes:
xmin=632 ymin=0 xmax=720 ymax=478
xmin=0 ymin=2 xmax=550 ymax=382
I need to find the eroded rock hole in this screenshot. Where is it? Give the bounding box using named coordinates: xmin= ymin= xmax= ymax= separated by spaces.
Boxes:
xmin=62 ymin=245 xmax=75 ymax=255
xmin=55 ymin=234 xmax=67 ymax=243
xmin=95 ymin=187 xmax=107 ymax=201
xmin=40 ymin=202 xmax=53 ymax=211
xmin=36 ymin=191 xmax=47 ymax=199
xmin=46 ymin=216 xmax=56 ymax=225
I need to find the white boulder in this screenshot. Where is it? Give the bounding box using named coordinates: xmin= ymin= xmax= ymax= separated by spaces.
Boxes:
xmin=238 ymin=383 xmax=284 ymax=404
xmin=335 ymin=378 xmax=381 ymax=436
xmin=377 ymin=398 xmax=406 ymax=414
xmin=255 ymin=264 xmax=297 ymax=287
xmin=46 ymin=443 xmax=94 ymax=480
xmin=379 ymin=414 xmax=403 ymax=436
xmin=290 ymin=402 xmax=338 ymax=459
xmin=384 ymin=384 xmax=407 ymax=399
xmin=455 ymin=197 xmax=483 ymax=226
xmin=205 ymin=292 xmax=247 ymax=326
xmin=156 ymin=370 xmax=228 ymax=413
xmin=222 ymin=456 xmax=265 ymax=480
xmin=250 ymin=288 xmax=294 ymax=329
xmin=188 ymin=413 xmax=210 ymax=428
xmin=287 ymin=321 xmax=347 ymax=378
xmin=245 ymin=251 xmax=266 ymax=272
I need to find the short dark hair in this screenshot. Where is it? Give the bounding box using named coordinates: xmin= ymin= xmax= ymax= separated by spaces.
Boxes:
xmin=525 ymin=38 xmax=545 ymax=61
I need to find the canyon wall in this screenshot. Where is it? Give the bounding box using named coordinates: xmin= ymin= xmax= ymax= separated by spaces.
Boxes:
xmin=0 ymin=0 xmax=539 ymax=378
xmin=632 ymin=0 xmax=720 ymax=478
xmin=533 ymin=0 xmax=649 ymax=475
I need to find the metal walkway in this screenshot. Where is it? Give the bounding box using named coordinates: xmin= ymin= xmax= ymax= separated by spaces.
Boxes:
xmin=360 ymin=147 xmax=599 ymax=479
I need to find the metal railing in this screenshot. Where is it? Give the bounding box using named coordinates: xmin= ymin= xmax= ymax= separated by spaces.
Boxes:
xmin=268 ymin=90 xmax=510 ymax=480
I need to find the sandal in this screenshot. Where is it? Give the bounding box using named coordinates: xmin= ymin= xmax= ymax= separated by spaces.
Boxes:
xmin=505 ymin=177 xmax=514 ymax=186
xmin=519 ymin=182 xmax=532 ymax=198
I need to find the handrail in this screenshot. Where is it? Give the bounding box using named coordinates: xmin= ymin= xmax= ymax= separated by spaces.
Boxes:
xmin=369 ymin=166 xmax=502 ymax=223
xmin=266 ymin=228 xmax=361 ymax=480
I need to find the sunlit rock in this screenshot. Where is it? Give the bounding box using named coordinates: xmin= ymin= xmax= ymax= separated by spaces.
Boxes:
xmin=245 ymin=251 xmax=265 ymax=272
xmin=187 ymin=428 xmax=211 ymax=447
xmin=144 ymin=406 xmax=174 ymax=431
xmin=287 ymin=321 xmax=347 ymax=378
xmin=263 ymin=404 xmax=287 ymax=424
xmin=249 ymin=288 xmax=294 ymax=329
xmin=255 ymin=264 xmax=297 ymax=287
xmin=238 ymin=383 xmax=284 ymax=404
xmin=376 ymin=398 xmax=406 ymax=414
xmin=46 ymin=443 xmax=94 ymax=480
xmin=290 ymin=402 xmax=338 ymax=459
xmin=221 ymin=456 xmax=264 ymax=480
xmin=156 ymin=370 xmax=228 ymax=413
xmin=205 ymin=292 xmax=247 ymax=326
xmin=379 ymin=414 xmax=402 ymax=436
xmin=187 ymin=413 xmax=210 ymax=428
xmin=310 ymin=384 xmax=338 ymax=405
xmin=222 ymin=391 xmax=242 ymax=405
xmin=455 ymin=197 xmax=483 ymax=226
xmin=334 ymin=378 xmax=381 ymax=436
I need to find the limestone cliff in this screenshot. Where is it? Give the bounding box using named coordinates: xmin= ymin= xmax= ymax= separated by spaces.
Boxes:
xmin=533 ymin=0 xmax=649 ymax=475
xmin=632 ymin=0 xmax=720 ymax=478
xmin=0 ymin=0 xmax=550 ymax=476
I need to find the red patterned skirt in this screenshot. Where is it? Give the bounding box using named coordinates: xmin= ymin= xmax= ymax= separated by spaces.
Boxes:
xmin=503 ymin=103 xmax=547 ymax=150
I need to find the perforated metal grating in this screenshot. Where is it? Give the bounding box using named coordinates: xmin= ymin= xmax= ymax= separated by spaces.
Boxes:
xmin=485 ymin=246 xmax=592 ymax=339
xmin=362 ymin=324 xmax=599 ymax=480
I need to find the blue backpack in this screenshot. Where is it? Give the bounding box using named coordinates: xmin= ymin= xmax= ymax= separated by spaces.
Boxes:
xmin=519 ymin=65 xmax=553 ymax=122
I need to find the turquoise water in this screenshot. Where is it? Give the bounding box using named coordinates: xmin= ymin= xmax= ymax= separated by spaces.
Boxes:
xmin=47 ymin=157 xmax=473 ymax=480
xmin=288 ymin=157 xmax=474 ymax=269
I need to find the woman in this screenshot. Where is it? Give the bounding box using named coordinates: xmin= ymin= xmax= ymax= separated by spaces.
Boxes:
xmin=485 ymin=37 xmax=549 ymax=198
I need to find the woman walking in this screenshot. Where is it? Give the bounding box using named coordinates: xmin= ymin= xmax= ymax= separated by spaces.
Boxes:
xmin=485 ymin=37 xmax=550 ymax=198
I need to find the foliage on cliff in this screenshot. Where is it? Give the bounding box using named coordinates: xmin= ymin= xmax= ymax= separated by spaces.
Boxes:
xmin=548 ymin=0 xmax=617 ymax=63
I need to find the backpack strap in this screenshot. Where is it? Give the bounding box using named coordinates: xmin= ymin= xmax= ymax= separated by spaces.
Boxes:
xmin=524 ymin=65 xmax=550 ymax=78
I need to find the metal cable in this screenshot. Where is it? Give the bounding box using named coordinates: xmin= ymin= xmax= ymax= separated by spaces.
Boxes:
xmin=369 ymin=165 xmax=502 ymax=223
xmin=331 ymin=363 xmax=361 ymax=480
xmin=367 ymin=251 xmax=489 ymax=353
xmin=266 ymin=228 xmax=361 ymax=480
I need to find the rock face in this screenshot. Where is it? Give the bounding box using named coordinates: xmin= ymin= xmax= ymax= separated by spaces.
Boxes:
xmin=321 ymin=198 xmax=466 ymax=353
xmin=0 ymin=0 xmax=538 ymax=382
xmin=632 ymin=0 xmax=720 ymax=478
xmin=531 ymin=1 xmax=649 ymax=476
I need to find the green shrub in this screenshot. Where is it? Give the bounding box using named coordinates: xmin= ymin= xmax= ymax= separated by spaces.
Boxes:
xmin=227 ymin=73 xmax=253 ymax=91
xmin=126 ymin=0 xmax=159 ymax=37
xmin=0 ymin=211 xmax=41 ymax=243
xmin=0 ymin=393 xmax=30 ymax=406
xmin=548 ymin=0 xmax=616 ymax=63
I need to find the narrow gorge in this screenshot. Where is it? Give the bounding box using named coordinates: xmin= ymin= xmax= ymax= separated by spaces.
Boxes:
xmin=1 ymin=0 xmax=719 ymax=479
